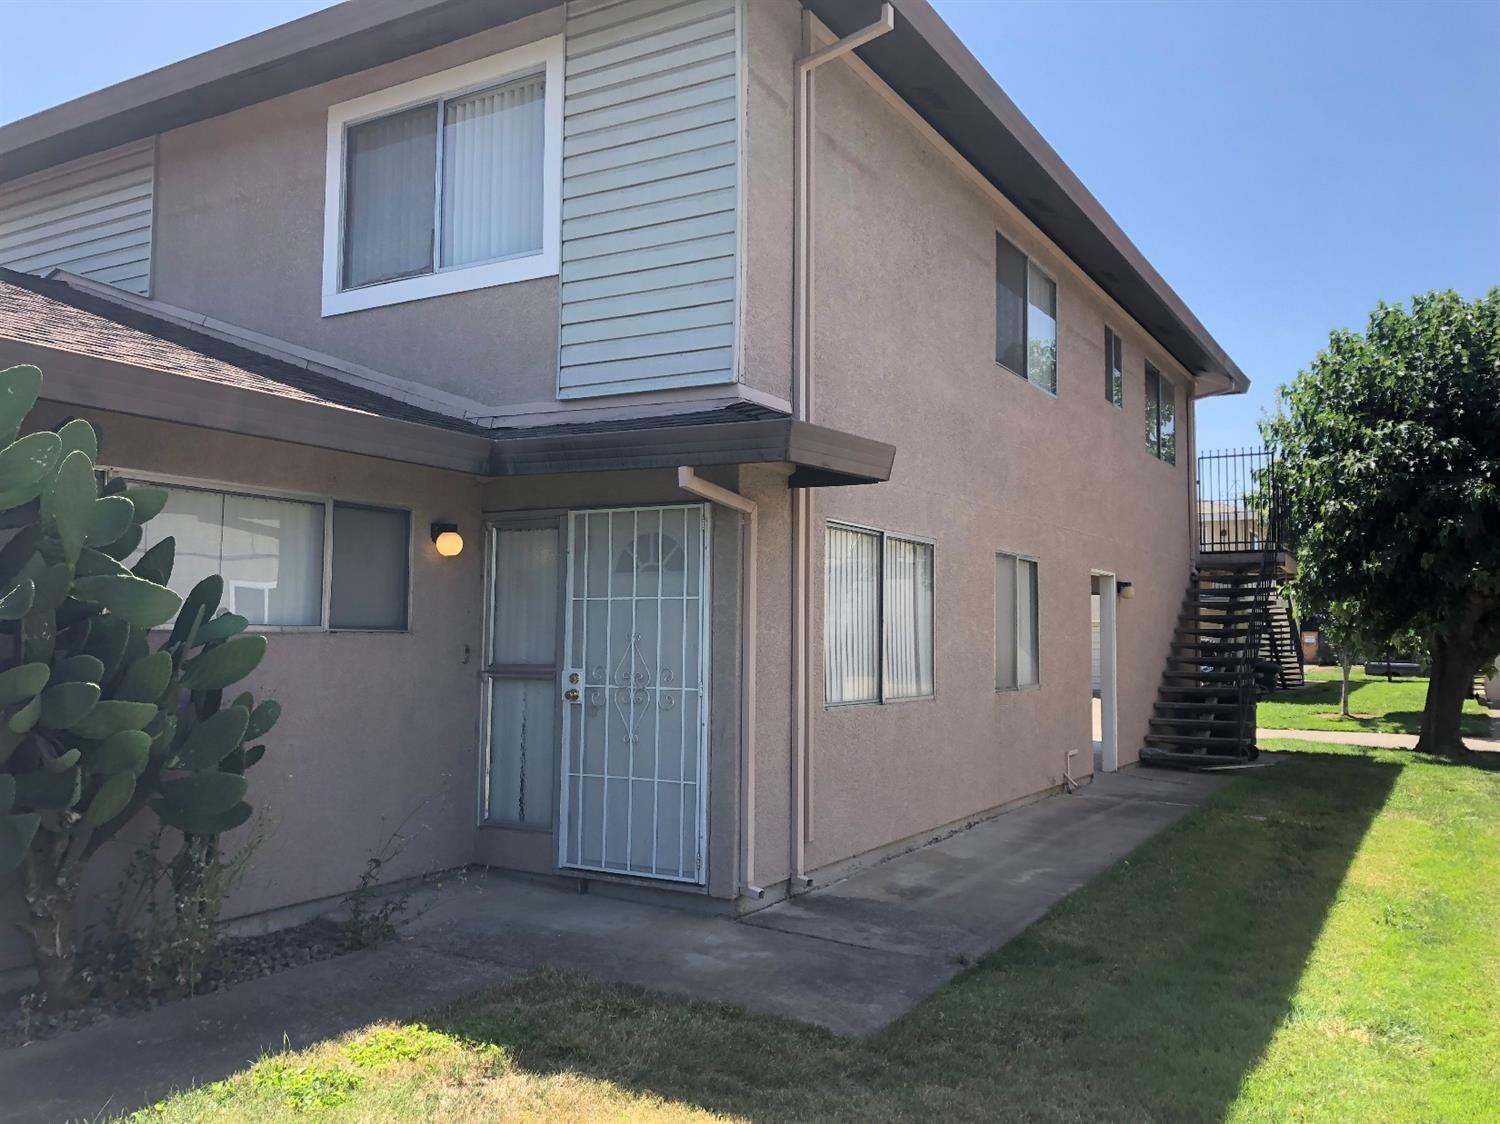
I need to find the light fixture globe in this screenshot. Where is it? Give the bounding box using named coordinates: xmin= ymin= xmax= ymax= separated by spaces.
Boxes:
xmin=431 ymin=522 xmax=463 ymax=557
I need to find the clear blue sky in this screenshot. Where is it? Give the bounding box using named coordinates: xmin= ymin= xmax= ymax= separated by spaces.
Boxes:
xmin=2 ymin=0 xmax=1496 ymax=451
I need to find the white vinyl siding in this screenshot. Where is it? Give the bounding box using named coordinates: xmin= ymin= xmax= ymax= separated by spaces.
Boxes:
xmin=996 ymin=552 xmax=1039 ymax=690
xmin=0 ymin=140 xmax=155 ymax=295
xmin=825 ymin=524 xmax=935 ymax=706
xmin=558 ymin=0 xmax=740 ymax=399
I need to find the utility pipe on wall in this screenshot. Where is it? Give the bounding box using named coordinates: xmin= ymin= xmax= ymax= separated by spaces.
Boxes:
xmin=677 ymin=467 xmax=763 ymax=898
xmin=788 ymin=4 xmax=895 ymax=891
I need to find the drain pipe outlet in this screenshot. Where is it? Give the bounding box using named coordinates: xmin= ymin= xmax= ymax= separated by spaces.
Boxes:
xmin=678 ymin=468 xmax=762 ymax=898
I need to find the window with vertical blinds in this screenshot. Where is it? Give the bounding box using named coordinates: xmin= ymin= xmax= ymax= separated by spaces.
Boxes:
xmin=825 ymin=525 xmax=935 ymax=705
xmin=996 ymin=552 xmax=1040 ymax=689
xmin=884 ymin=536 xmax=935 ymax=700
xmin=339 ymin=73 xmax=546 ymax=293
xmin=1105 ymin=327 xmax=1124 ymax=407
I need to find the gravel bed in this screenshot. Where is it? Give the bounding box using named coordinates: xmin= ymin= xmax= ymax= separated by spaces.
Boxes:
xmin=2 ymin=916 xmax=360 ymax=1049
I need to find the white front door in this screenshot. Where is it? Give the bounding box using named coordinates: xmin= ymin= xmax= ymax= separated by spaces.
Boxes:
xmin=559 ymin=505 xmax=710 ymax=883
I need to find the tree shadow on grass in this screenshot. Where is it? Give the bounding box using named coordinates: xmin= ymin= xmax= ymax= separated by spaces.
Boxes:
xmin=425 ymin=753 xmax=1404 ymax=1123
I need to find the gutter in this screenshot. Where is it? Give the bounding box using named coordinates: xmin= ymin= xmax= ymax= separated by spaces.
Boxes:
xmin=677 ymin=467 xmax=762 ymax=898
xmin=789 ymin=3 xmax=896 ymax=892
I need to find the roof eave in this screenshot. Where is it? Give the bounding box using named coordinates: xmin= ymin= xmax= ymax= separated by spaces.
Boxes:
xmin=0 ymin=0 xmax=554 ymax=184
xmin=804 ymin=0 xmax=1250 ymax=397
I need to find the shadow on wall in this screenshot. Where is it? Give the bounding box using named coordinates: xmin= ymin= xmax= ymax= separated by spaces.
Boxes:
xmin=415 ymin=752 xmax=1403 ymax=1121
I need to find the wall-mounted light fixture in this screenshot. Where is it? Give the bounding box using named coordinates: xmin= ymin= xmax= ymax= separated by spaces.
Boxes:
xmin=1117 ymin=580 xmax=1135 ymax=600
xmin=430 ymin=522 xmax=463 ymax=558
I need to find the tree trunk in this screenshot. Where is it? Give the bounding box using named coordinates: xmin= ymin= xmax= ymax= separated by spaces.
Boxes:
xmin=16 ymin=845 xmax=87 ymax=1009
xmin=1416 ymin=630 xmax=1478 ymax=758
xmin=1339 ymin=654 xmax=1353 ymax=717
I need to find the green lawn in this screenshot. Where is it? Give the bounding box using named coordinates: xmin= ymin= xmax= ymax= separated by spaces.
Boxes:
xmin=1260 ymin=665 xmax=1492 ymax=737
xmin=130 ymin=743 xmax=1499 ymax=1123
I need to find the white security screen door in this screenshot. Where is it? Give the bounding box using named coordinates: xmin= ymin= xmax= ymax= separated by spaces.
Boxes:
xmin=560 ymin=505 xmax=710 ymax=883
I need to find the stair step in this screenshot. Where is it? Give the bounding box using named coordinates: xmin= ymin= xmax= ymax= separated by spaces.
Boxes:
xmin=1144 ymin=733 xmax=1250 ymax=748
xmin=1155 ymin=701 xmax=1243 ymax=713
xmin=1149 ymin=717 xmax=1244 ymax=732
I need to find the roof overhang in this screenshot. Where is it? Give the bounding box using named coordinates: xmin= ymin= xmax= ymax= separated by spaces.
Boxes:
xmin=8 ymin=339 xmax=893 ymax=487
xmin=488 ymin=417 xmax=895 ymax=487
xmin=804 ymin=0 xmax=1249 ymax=397
xmin=0 ymin=0 xmax=556 ymax=183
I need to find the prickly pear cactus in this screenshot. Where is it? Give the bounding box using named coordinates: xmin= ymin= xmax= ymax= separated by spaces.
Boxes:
xmin=0 ymin=364 xmax=280 ymax=1005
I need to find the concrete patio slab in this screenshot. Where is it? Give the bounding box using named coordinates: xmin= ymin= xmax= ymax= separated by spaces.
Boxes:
xmin=0 ymin=766 xmax=1230 ymax=1123
xmin=742 ymin=768 xmax=1230 ymax=961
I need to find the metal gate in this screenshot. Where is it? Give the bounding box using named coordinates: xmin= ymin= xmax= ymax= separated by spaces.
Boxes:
xmin=559 ymin=504 xmax=710 ymax=883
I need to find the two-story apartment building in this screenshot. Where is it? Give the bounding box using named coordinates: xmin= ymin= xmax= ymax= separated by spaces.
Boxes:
xmin=0 ymin=0 xmax=1250 ymax=973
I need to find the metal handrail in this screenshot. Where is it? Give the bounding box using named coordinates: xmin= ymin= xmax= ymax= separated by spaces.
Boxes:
xmin=1197 ymin=447 xmax=1290 ymax=554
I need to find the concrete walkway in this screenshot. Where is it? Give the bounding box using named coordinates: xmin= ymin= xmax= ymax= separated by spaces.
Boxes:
xmin=0 ymin=768 xmax=1229 ymax=1123
xmin=1259 ymin=726 xmax=1500 ymax=752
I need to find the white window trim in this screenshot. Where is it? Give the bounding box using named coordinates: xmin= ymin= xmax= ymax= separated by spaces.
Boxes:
xmin=996 ymin=234 xmax=1059 ymax=397
xmin=825 ymin=521 xmax=937 ymax=708
xmin=321 ymin=36 xmax=565 ymax=318
xmin=100 ymin=468 xmax=414 ymax=634
xmin=995 ymin=550 xmax=1040 ymax=692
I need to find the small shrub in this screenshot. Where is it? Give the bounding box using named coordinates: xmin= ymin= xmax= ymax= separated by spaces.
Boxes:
xmin=249 ymin=1057 xmax=363 ymax=1111
xmin=342 ymin=831 xmax=414 ymax=949
xmin=91 ymin=822 xmax=263 ymax=999
xmin=346 ymin=1023 xmax=455 ymax=1069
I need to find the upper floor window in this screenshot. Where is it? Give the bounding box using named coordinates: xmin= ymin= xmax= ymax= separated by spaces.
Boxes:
xmin=996 ymin=234 xmax=1057 ymax=394
xmin=825 ymin=524 xmax=935 ymax=705
xmin=322 ymin=38 xmax=563 ymax=316
xmin=1105 ymin=326 xmax=1123 ymax=407
xmin=1145 ymin=363 xmax=1177 ymax=464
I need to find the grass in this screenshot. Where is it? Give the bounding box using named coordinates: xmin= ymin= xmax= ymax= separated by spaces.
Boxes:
xmin=1259 ymin=665 xmax=1492 ymax=737
xmin=126 ymin=743 xmax=1499 ymax=1123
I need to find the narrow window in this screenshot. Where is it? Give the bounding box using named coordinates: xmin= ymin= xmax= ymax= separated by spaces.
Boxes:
xmin=996 ymin=234 xmax=1059 ymax=395
xmin=341 ymin=72 xmax=546 ymax=292
xmin=996 ymin=553 xmax=1040 ymax=689
xmin=1105 ymin=327 xmax=1123 ymax=407
xmin=330 ymin=503 xmax=410 ymax=630
xmin=1144 ymin=363 xmax=1176 ymax=464
xmin=1145 ymin=363 xmax=1161 ymax=458
xmin=825 ymin=525 xmax=882 ymax=705
xmin=995 ymin=235 xmax=1027 ymax=376
xmin=825 ymin=525 xmax=935 ymax=704
xmin=883 ymin=535 xmax=935 ymax=700
xmin=1026 ymin=261 xmax=1057 ymax=393
xmin=1158 ymin=377 xmax=1176 ymax=465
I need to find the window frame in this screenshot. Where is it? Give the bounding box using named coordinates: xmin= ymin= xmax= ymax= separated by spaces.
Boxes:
xmin=321 ymin=36 xmax=564 ymax=318
xmin=995 ymin=233 xmax=1059 ymax=397
xmin=100 ymin=468 xmax=414 ymax=634
xmin=1104 ymin=325 xmax=1124 ymax=409
xmin=824 ymin=521 xmax=937 ymax=708
xmin=1144 ymin=362 xmax=1177 ymax=465
xmin=995 ymin=550 xmax=1041 ymax=692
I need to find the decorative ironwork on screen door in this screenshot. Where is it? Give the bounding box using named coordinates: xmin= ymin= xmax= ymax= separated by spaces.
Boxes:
xmin=559 ymin=505 xmax=710 ymax=883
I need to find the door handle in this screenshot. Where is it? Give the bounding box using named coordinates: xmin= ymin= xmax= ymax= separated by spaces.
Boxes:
xmin=563 ymin=688 xmax=581 ymax=702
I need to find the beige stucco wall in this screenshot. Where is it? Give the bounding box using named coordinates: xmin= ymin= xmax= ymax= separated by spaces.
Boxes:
xmin=0 ymin=402 xmax=486 ymax=975
xmin=149 ymin=10 xmax=565 ymax=411
xmin=740 ymin=0 xmax=1198 ymax=879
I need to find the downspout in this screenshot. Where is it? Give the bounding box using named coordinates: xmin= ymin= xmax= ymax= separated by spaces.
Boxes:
xmin=789 ymin=4 xmax=895 ymax=892
xmin=677 ymin=467 xmax=763 ymax=898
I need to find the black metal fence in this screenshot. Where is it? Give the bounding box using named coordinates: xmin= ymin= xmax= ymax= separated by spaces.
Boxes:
xmin=1197 ymin=447 xmax=1289 ymax=554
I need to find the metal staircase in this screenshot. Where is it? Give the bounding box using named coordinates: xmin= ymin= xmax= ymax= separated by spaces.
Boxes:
xmin=1142 ymin=556 xmax=1277 ymax=766
xmin=1143 ymin=446 xmax=1303 ymax=768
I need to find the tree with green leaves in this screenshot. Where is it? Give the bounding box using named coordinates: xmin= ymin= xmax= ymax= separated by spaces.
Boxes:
xmin=0 ymin=364 xmax=279 ymax=1007
xmin=1264 ymin=289 xmax=1500 ymax=757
